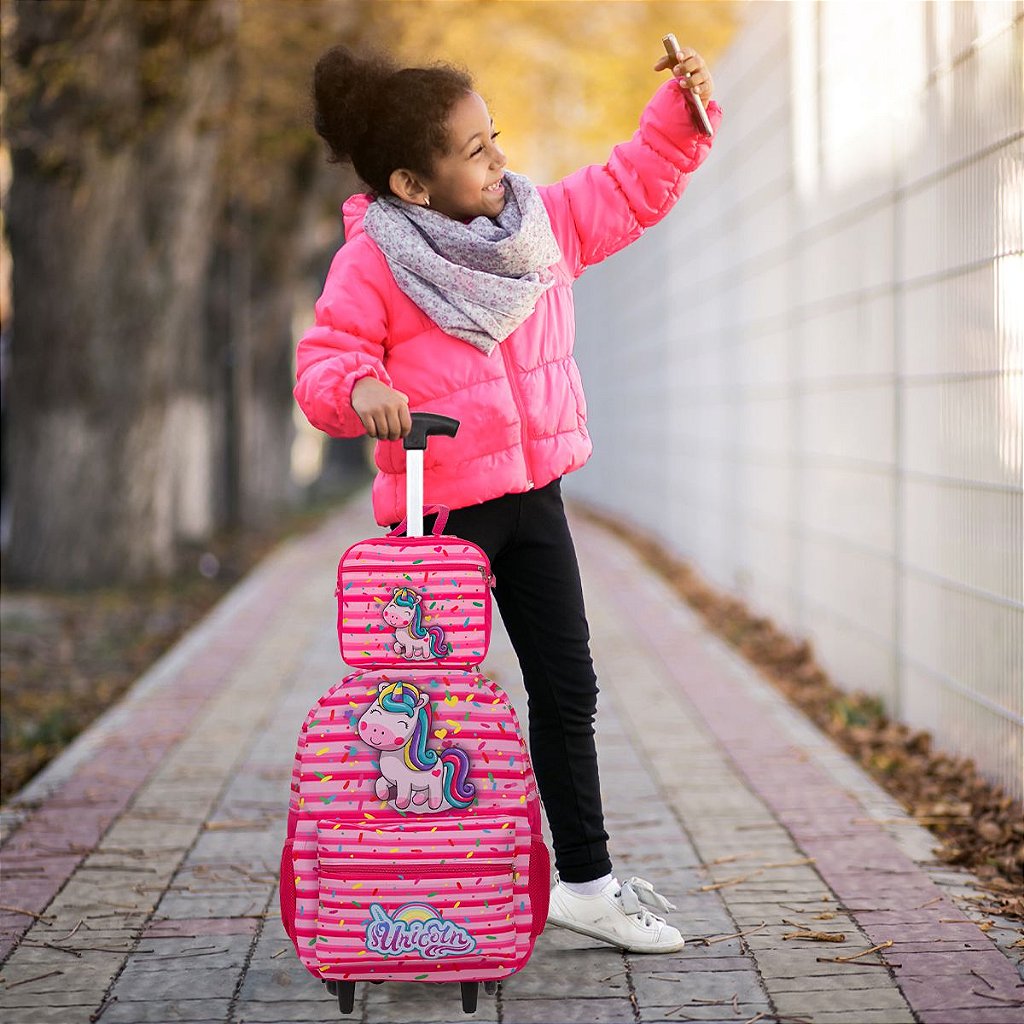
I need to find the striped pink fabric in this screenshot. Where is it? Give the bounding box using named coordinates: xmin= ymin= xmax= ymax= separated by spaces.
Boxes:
xmin=337 ymin=537 xmax=492 ymax=669
xmin=280 ymin=667 xmax=549 ymax=984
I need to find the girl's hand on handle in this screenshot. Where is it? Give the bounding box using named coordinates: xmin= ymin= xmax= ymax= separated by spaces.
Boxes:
xmin=654 ymin=45 xmax=714 ymax=105
xmin=351 ymin=376 xmax=412 ymax=441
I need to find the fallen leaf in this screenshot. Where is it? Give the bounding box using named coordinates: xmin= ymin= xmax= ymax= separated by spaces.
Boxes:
xmin=783 ymin=929 xmax=847 ymax=942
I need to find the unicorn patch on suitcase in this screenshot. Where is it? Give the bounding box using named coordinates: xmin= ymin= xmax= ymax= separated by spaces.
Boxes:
xmin=382 ymin=587 xmax=451 ymax=660
xmin=358 ymin=680 xmax=476 ymax=812
xmin=364 ymin=902 xmax=477 ymax=959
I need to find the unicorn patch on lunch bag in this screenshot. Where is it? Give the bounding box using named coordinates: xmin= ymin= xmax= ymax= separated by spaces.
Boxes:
xmin=382 ymin=587 xmax=451 ymax=660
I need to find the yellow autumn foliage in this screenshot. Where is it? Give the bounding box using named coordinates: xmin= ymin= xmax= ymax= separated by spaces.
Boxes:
xmin=223 ymin=0 xmax=736 ymax=205
xmin=372 ymin=0 xmax=739 ymax=181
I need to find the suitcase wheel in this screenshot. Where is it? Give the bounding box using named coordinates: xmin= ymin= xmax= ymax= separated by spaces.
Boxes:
xmin=326 ymin=976 xmax=494 ymax=1013
xmin=336 ymin=980 xmax=356 ymax=1014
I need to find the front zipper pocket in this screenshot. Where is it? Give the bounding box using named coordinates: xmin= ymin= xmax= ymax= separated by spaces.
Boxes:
xmin=314 ymin=816 xmax=518 ymax=971
xmin=321 ymin=862 xmax=513 ymax=879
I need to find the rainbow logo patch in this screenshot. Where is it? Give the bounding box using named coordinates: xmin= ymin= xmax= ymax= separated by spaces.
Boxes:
xmin=365 ymin=902 xmax=477 ymax=960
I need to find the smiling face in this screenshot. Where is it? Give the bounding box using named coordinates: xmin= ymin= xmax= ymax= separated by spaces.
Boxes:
xmin=382 ymin=602 xmax=410 ymax=627
xmin=358 ymin=704 xmax=414 ymax=750
xmin=383 ymin=592 xmax=417 ymax=628
xmin=390 ymin=91 xmax=508 ymax=221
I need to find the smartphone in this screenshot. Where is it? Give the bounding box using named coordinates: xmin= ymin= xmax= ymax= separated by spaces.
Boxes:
xmin=662 ymin=33 xmax=714 ymax=137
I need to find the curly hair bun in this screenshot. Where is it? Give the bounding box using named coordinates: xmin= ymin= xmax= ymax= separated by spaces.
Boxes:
xmin=313 ymin=46 xmax=397 ymax=165
xmin=312 ymin=45 xmax=475 ymax=197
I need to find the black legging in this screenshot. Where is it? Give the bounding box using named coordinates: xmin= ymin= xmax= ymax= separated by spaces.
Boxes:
xmin=409 ymin=478 xmax=612 ymax=884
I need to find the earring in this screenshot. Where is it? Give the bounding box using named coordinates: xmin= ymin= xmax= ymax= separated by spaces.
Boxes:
xmin=423 ymin=196 xmax=430 ymax=207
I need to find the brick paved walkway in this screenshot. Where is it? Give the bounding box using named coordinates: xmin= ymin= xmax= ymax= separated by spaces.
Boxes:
xmin=1 ymin=494 xmax=1021 ymax=1024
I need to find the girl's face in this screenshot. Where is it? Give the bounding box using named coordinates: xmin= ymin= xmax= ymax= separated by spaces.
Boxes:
xmin=421 ymin=91 xmax=508 ymax=221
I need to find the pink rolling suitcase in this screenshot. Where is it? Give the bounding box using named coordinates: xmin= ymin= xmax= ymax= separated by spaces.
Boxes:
xmin=279 ymin=414 xmax=551 ymax=1016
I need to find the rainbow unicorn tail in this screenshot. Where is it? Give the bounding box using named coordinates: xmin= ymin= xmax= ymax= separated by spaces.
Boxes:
xmin=427 ymin=626 xmax=451 ymax=658
xmin=440 ymin=747 xmax=476 ymax=809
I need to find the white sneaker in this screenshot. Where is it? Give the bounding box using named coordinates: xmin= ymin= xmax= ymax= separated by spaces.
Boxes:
xmin=545 ymin=874 xmax=686 ymax=954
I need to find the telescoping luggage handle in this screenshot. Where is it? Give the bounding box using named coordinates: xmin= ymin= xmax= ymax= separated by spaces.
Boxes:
xmin=402 ymin=412 xmax=459 ymax=538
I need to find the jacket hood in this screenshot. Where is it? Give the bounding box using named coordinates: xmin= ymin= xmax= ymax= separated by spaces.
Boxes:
xmin=342 ymin=192 xmax=373 ymax=241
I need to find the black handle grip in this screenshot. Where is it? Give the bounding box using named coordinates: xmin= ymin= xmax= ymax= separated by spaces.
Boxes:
xmin=404 ymin=412 xmax=460 ymax=451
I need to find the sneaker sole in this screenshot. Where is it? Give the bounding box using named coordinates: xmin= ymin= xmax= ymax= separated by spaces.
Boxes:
xmin=545 ymin=912 xmax=686 ymax=954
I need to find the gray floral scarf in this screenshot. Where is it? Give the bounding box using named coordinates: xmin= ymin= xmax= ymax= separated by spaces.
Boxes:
xmin=361 ymin=170 xmax=562 ymax=356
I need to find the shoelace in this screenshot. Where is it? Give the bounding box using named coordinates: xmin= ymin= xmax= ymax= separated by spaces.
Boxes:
xmin=627 ymin=904 xmax=661 ymax=928
xmin=615 ymin=876 xmax=677 ymax=928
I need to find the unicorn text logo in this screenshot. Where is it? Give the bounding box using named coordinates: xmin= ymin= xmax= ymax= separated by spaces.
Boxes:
xmin=365 ymin=902 xmax=476 ymax=960
xmin=383 ymin=587 xmax=451 ymax=660
xmin=358 ymin=680 xmax=476 ymax=812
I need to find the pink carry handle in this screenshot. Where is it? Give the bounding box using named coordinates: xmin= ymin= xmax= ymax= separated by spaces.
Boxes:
xmin=387 ymin=504 xmax=450 ymax=537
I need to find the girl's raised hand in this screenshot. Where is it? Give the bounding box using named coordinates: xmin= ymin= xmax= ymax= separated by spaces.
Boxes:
xmin=351 ymin=375 xmax=412 ymax=441
xmin=654 ymin=45 xmax=714 ymax=105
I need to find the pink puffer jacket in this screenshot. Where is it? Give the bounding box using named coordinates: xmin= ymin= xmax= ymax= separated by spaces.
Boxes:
xmin=295 ymin=80 xmax=723 ymax=526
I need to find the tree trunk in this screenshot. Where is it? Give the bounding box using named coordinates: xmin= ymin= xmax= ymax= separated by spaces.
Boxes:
xmin=218 ymin=188 xmax=309 ymax=532
xmin=4 ymin=0 xmax=238 ymax=585
xmin=213 ymin=0 xmax=364 ymax=530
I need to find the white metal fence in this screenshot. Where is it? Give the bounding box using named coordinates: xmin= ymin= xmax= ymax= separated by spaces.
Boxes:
xmin=567 ymin=0 xmax=1023 ymax=801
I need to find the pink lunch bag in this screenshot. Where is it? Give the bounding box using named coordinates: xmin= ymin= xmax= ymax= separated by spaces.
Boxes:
xmin=336 ymin=505 xmax=493 ymax=671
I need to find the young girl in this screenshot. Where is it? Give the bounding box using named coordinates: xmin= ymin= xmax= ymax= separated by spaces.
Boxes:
xmin=295 ymin=43 xmax=721 ymax=954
